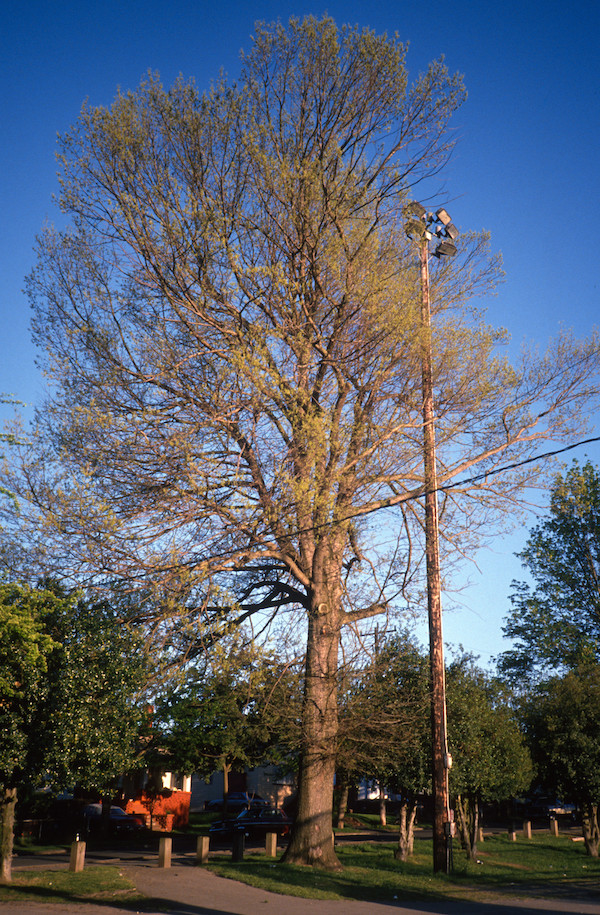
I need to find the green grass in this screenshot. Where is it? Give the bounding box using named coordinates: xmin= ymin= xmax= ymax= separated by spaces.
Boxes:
xmin=181 ymin=810 xmax=218 ymax=835
xmin=3 ymin=833 xmax=598 ymax=908
xmin=208 ymin=835 xmax=600 ymax=905
xmin=0 ymin=866 xmax=141 ymax=905
xmin=13 ymin=837 xmax=69 ymax=854
xmin=335 ymin=811 xmax=397 ymax=831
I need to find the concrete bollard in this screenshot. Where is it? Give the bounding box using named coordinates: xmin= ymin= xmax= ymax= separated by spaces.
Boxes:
xmin=69 ymin=838 xmax=86 ymax=873
xmin=232 ymin=831 xmax=245 ymax=862
xmin=523 ymin=820 xmax=532 ymax=839
xmin=550 ymin=817 xmax=559 ymax=837
xmin=196 ymin=835 xmax=210 ymax=865
xmin=265 ymin=831 xmax=277 ymax=857
xmin=158 ymin=836 xmax=172 ymax=868
xmin=508 ymin=823 xmax=517 ymax=842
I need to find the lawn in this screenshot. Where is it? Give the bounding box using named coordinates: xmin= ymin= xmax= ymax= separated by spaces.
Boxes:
xmin=2 ymin=833 xmax=598 ymax=908
xmin=208 ymin=834 xmax=600 ymax=905
xmin=0 ymin=866 xmax=141 ymax=905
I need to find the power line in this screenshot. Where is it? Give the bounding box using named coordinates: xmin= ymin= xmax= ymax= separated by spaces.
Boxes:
xmin=195 ymin=434 xmax=600 ymax=568
xmin=437 ymin=436 xmax=600 ymax=495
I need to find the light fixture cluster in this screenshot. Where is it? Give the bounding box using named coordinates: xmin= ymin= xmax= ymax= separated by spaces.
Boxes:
xmin=403 ymin=201 xmax=459 ymax=258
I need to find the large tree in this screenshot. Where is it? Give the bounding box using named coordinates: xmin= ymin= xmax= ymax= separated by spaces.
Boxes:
xmin=5 ymin=17 xmax=600 ymax=868
xmin=499 ymin=460 xmax=600 ymax=682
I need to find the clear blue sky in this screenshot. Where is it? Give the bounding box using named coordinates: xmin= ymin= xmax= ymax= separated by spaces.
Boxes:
xmin=1 ymin=0 xmax=599 ymax=666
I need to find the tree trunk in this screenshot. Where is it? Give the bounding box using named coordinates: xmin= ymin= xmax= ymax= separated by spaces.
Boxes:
xmin=455 ymin=794 xmax=478 ymax=861
xmin=222 ymin=762 xmax=231 ymax=816
xmin=335 ymin=770 xmax=349 ymax=830
xmin=471 ymin=799 xmax=479 ymax=858
xmin=407 ymin=798 xmax=418 ymax=857
xmin=395 ymin=797 xmax=418 ymax=861
xmin=378 ymin=782 xmax=387 ymax=827
xmin=283 ymin=599 xmax=341 ymax=870
xmin=582 ymin=803 xmax=600 ymax=857
xmin=395 ymin=801 xmax=409 ymax=862
xmin=0 ymin=787 xmax=17 ymax=883
xmin=101 ymin=794 xmax=111 ymax=839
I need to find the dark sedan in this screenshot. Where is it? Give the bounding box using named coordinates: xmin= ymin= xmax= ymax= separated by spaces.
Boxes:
xmin=82 ymin=803 xmax=146 ymax=835
xmin=209 ymin=805 xmax=292 ymax=842
xmin=205 ymin=792 xmax=267 ymax=814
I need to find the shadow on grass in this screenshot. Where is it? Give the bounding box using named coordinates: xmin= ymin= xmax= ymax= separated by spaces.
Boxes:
xmin=209 ymin=846 xmax=456 ymax=904
xmin=208 ymin=837 xmax=600 ymax=911
xmin=0 ymin=878 xmax=240 ymax=915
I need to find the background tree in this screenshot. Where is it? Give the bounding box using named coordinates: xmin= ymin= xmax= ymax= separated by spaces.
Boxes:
xmin=384 ymin=644 xmax=431 ymax=862
xmin=524 ymin=664 xmax=600 ymax=856
xmin=0 ymin=583 xmax=57 ymax=882
xmin=500 ymin=460 xmax=600 ymax=682
xmin=5 ymin=17 xmax=600 ymax=868
xmin=447 ymin=655 xmax=533 ymax=861
xmin=337 ymin=632 xmax=430 ymax=860
xmin=149 ymin=634 xmax=300 ymax=805
xmin=38 ymin=592 xmax=149 ymax=813
xmin=0 ymin=584 xmax=148 ymax=878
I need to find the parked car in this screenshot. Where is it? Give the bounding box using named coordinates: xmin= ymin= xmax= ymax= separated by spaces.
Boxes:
xmin=518 ymin=796 xmax=577 ymax=822
xmin=204 ymin=792 xmax=267 ymax=814
xmin=82 ymin=803 xmax=146 ymax=835
xmin=209 ymin=805 xmax=292 ymax=841
xmin=534 ymin=798 xmax=577 ymax=820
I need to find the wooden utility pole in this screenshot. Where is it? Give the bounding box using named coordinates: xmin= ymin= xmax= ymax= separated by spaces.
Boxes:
xmin=418 ymin=233 xmax=452 ymax=874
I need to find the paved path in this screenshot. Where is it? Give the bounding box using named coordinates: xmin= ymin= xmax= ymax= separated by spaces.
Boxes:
xmin=4 ymin=850 xmax=600 ymax=915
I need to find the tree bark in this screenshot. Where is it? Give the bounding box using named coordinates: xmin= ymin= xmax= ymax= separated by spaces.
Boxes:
xmin=582 ymin=803 xmax=600 ymax=857
xmin=378 ymin=782 xmax=387 ymax=827
xmin=0 ymin=787 xmax=17 ymax=883
xmin=455 ymin=794 xmax=478 ymax=861
xmin=471 ymin=799 xmax=479 ymax=858
xmin=395 ymin=797 xmax=418 ymax=861
xmin=335 ymin=770 xmax=349 ymax=830
xmin=222 ymin=762 xmax=231 ymax=816
xmin=101 ymin=794 xmax=112 ymax=839
xmin=283 ymin=598 xmax=341 ymax=870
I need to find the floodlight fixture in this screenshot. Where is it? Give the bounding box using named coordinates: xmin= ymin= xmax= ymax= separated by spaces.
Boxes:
xmin=435 ymin=207 xmax=451 ymax=226
xmin=434 ymin=240 xmax=457 ymax=258
xmin=405 ymin=217 xmax=427 ymax=240
xmin=404 ymin=200 xmax=427 ymax=219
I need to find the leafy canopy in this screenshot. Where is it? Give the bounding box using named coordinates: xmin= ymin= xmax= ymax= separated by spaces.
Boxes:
xmin=447 ymin=654 xmax=532 ymax=803
xmin=0 ymin=582 xmax=148 ymax=794
xmin=500 ymin=460 xmax=600 ymax=681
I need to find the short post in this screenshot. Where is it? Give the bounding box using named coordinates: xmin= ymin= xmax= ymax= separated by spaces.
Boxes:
xmin=477 ymin=827 xmax=484 ymax=844
xmin=196 ymin=835 xmax=210 ymax=865
xmin=232 ymin=831 xmax=245 ymax=862
xmin=265 ymin=831 xmax=277 ymax=857
xmin=523 ymin=820 xmax=532 ymax=839
xmin=508 ymin=822 xmax=517 ymax=842
xmin=550 ymin=817 xmax=559 ymax=837
xmin=69 ymin=836 xmax=86 ymax=873
xmin=158 ymin=835 xmax=172 ymax=868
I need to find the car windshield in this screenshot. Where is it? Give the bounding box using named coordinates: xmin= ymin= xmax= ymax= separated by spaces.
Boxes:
xmin=237 ymin=807 xmax=280 ymax=820
xmin=84 ymin=805 xmax=129 ymax=817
